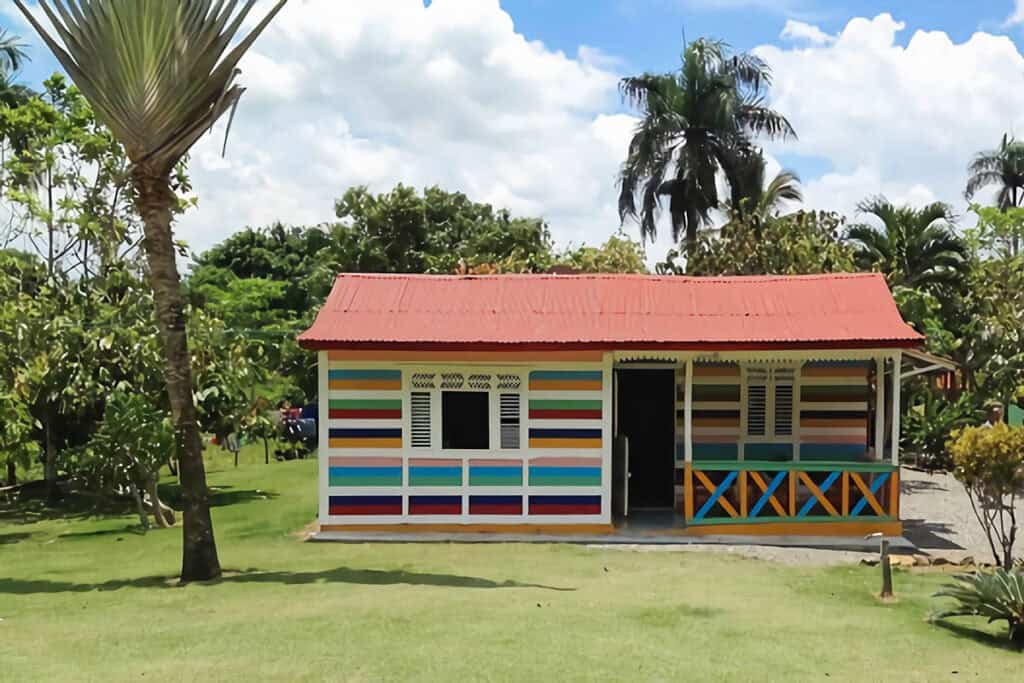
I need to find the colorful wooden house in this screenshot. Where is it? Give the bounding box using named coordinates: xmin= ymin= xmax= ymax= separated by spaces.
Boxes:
xmin=298 ymin=273 xmax=947 ymax=538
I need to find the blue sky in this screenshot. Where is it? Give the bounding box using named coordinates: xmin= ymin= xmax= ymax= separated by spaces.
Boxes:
xmin=3 ymin=1 xmax=1024 ymax=262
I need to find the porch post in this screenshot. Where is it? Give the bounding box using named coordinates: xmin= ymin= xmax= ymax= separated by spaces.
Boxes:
xmin=890 ymin=352 xmax=901 ymax=466
xmin=684 ymin=358 xmax=694 ymax=521
xmin=684 ymin=358 xmax=693 ymax=463
xmin=874 ymin=356 xmax=885 ymax=462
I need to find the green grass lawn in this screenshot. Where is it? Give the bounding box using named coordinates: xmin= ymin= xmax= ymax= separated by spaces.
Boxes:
xmin=1 ymin=447 xmax=1020 ymax=681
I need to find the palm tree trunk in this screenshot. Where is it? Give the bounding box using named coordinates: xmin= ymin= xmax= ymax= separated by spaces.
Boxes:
xmin=133 ymin=168 xmax=220 ymax=582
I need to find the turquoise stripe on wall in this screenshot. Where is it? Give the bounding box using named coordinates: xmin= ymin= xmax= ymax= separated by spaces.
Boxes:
xmin=800 ymin=444 xmax=868 ymax=461
xmin=529 ymin=466 xmax=601 ymax=486
xmin=693 ymin=443 xmax=739 ymax=460
xmin=529 ymin=370 xmax=603 ymax=381
xmin=745 ymin=443 xmax=793 ymax=460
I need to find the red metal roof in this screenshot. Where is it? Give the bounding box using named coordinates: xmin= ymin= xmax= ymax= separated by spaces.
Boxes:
xmin=297 ymin=273 xmax=923 ymax=350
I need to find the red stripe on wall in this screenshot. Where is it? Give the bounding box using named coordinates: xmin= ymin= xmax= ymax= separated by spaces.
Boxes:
xmin=469 ymin=504 xmax=522 ymax=515
xmin=329 ymin=504 xmax=402 ymax=515
xmin=329 ymin=408 xmax=402 ymax=419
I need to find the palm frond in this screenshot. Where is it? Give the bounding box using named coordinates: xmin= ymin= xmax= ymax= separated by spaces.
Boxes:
xmin=15 ymin=0 xmax=288 ymax=172
xmin=0 ymin=29 xmax=29 ymax=75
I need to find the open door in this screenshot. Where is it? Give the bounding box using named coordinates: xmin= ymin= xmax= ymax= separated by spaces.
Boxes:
xmin=612 ymin=434 xmax=629 ymax=517
xmin=617 ymin=369 xmax=675 ymax=510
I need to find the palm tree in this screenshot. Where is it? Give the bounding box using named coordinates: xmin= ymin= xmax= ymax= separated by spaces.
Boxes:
xmin=15 ymin=0 xmax=288 ymax=582
xmin=0 ymin=29 xmax=33 ymax=107
xmin=965 ymin=134 xmax=1024 ymax=254
xmin=618 ymin=38 xmax=795 ymax=262
xmin=724 ymin=147 xmax=802 ymax=220
xmin=847 ymin=197 xmax=967 ymax=292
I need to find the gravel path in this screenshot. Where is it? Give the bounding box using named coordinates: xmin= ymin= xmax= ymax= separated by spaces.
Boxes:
xmin=901 ymin=466 xmax=1022 ymax=564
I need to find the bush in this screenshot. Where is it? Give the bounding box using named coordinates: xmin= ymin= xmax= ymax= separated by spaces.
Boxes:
xmin=948 ymin=424 xmax=1024 ymax=569
xmin=903 ymin=391 xmax=975 ymax=471
xmin=934 ymin=568 xmax=1024 ymax=644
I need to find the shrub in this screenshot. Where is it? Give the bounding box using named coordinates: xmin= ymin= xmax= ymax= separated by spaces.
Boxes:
xmin=934 ymin=568 xmax=1024 ymax=644
xmin=947 ymin=424 xmax=1024 ymax=569
xmin=903 ymin=391 xmax=976 ymax=471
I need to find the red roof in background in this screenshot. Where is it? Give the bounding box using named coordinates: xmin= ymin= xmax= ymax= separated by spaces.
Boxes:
xmin=297 ymin=273 xmax=923 ymax=350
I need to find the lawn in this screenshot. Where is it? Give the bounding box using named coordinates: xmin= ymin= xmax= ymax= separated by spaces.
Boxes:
xmin=1 ymin=448 xmax=1020 ymax=681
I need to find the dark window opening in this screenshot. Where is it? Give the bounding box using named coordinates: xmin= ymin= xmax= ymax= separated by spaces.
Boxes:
xmin=442 ymin=391 xmax=489 ymax=449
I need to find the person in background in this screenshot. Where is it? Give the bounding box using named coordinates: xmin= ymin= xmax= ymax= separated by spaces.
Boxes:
xmin=983 ymin=401 xmax=1004 ymax=428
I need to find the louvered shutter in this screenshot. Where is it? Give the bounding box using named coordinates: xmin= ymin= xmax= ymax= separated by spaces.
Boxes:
xmin=500 ymin=393 xmax=521 ymax=449
xmin=410 ymin=392 xmax=431 ymax=448
xmin=747 ymin=368 xmax=768 ymax=437
xmin=773 ymin=369 xmax=794 ymax=437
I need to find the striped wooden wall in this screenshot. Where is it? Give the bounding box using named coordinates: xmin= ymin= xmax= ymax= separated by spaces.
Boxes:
xmin=691 ymin=363 xmax=741 ymax=461
xmin=525 ymin=370 xmax=605 ymax=515
xmin=327 ymin=369 xmax=403 ymax=449
xmin=799 ymin=361 xmax=870 ymax=461
xmin=326 ymin=364 xmax=608 ymax=522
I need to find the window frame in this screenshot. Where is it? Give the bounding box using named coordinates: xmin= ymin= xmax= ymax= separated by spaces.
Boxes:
xmin=742 ymin=364 xmax=799 ymax=445
xmin=403 ymin=367 xmax=526 ymax=455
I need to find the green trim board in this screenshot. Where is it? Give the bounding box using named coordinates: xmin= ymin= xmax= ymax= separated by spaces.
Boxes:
xmin=689 ymin=460 xmax=897 ymax=473
xmin=686 ymin=515 xmax=897 ymax=526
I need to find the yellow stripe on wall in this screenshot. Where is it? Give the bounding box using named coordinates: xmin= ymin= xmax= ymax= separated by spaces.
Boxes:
xmin=329 ymin=437 xmax=403 ymax=449
xmin=528 ymin=438 xmax=603 ymax=449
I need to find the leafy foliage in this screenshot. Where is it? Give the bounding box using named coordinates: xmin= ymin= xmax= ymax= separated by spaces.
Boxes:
xmin=847 ymin=197 xmax=967 ymax=292
xmin=618 ymin=38 xmax=794 ymax=257
xmin=902 ymin=391 xmax=977 ymax=471
xmin=82 ymin=390 xmax=174 ymax=529
xmin=966 ymin=134 xmax=1024 ymax=221
xmin=934 ymin=568 xmax=1024 ymax=644
xmin=948 ymin=424 xmax=1024 ymax=569
xmin=681 ymin=209 xmax=855 ymax=276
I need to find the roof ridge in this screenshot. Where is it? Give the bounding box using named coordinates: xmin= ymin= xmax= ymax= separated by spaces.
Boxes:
xmin=333 ymin=272 xmax=880 ymax=282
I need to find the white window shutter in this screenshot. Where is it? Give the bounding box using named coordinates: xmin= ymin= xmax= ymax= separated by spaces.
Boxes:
xmin=500 ymin=393 xmax=521 ymax=449
xmin=410 ymin=392 xmax=432 ymax=448
xmin=747 ymin=368 xmax=768 ymax=437
xmin=773 ymin=369 xmax=794 ymax=437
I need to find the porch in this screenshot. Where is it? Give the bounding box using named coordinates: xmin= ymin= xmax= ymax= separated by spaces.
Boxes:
xmin=611 ymin=350 xmax=951 ymax=537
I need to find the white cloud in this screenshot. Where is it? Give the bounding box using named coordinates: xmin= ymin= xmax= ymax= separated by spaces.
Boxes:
xmin=1006 ymin=1 xmax=1024 ymax=26
xmin=780 ymin=20 xmax=834 ymax=46
xmin=756 ymin=13 xmax=1024 ymax=220
xmin=12 ymin=0 xmax=636 ymax=259
xmin=172 ymin=0 xmax=638 ymax=257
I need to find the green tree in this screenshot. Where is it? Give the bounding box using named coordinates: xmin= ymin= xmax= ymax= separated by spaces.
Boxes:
xmin=847 ymin=197 xmax=967 ymax=292
xmin=16 ymin=0 xmax=288 ymax=581
xmin=682 ymin=209 xmax=855 ymax=276
xmin=556 ymin=230 xmax=648 ymax=273
xmin=948 ymin=423 xmax=1024 ymax=569
xmin=724 ymin=148 xmax=802 ymax=220
xmin=617 ymin=38 xmax=795 ymax=260
xmin=0 ymin=29 xmax=32 ymax=108
xmin=0 ymin=75 xmax=144 ymax=277
xmin=84 ymin=390 xmax=175 ymax=529
xmin=966 ymin=134 xmax=1024 ymax=255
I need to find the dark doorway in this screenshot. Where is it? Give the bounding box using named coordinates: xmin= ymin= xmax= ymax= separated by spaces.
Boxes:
xmin=617 ymin=369 xmax=675 ymax=509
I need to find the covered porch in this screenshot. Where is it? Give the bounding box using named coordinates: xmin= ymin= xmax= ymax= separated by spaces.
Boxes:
xmin=611 ymin=349 xmax=953 ymax=537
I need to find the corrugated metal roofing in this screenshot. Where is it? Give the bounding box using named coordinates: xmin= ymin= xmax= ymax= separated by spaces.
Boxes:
xmin=297 ymin=273 xmax=923 ymax=350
